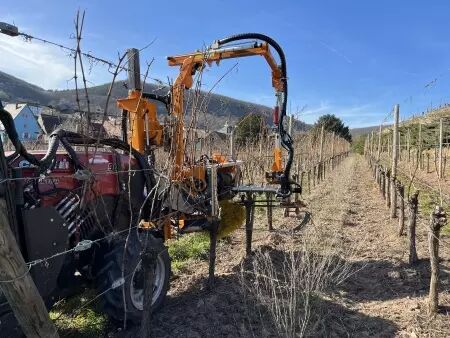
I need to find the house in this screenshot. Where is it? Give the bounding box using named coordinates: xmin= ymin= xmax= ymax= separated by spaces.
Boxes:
xmin=37 ymin=113 xmax=67 ymax=135
xmin=205 ymin=130 xmax=228 ymax=143
xmin=205 ymin=121 xmax=233 ymax=144
xmin=90 ymin=122 xmax=108 ymax=138
xmin=193 ymin=122 xmax=234 ymax=155
xmin=2 ymin=103 xmax=43 ymax=141
xmin=38 ymin=113 xmax=108 ymax=138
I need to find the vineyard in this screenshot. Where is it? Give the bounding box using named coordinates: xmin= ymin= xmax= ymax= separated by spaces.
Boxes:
xmin=362 ymin=104 xmax=450 ymax=335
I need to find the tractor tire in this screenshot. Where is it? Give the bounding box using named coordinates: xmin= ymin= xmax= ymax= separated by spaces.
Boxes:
xmin=95 ymin=231 xmax=170 ymax=323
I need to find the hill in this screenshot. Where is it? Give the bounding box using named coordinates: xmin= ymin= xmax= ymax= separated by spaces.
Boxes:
xmin=350 ymin=125 xmax=380 ymax=138
xmin=0 ymin=71 xmax=309 ymax=131
xmin=0 ymin=71 xmax=52 ymax=104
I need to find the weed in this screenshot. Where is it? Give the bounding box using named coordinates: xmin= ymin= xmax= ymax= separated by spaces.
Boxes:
xmin=50 ymin=290 xmax=109 ymax=338
xmin=168 ymin=233 xmax=210 ymax=273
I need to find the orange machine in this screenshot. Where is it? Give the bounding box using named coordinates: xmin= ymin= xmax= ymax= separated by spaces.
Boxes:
xmin=166 ymin=40 xmax=286 ymax=185
xmin=117 ymin=34 xmax=295 ymax=238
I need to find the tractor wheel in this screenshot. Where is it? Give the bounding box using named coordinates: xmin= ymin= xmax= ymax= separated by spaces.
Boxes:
xmin=95 ymin=231 xmax=170 ymax=323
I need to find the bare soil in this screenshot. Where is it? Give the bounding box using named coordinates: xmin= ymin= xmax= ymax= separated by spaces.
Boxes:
xmin=112 ymin=154 xmax=450 ymax=337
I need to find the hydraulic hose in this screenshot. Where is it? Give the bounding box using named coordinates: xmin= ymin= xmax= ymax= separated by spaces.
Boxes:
xmin=0 ymin=101 xmax=154 ymax=196
xmin=142 ymin=92 xmax=170 ymax=110
xmin=216 ymin=33 xmax=293 ymax=195
xmin=121 ymin=109 xmax=128 ymax=144
xmin=0 ymin=103 xmax=59 ymax=170
xmin=51 ymin=129 xmax=156 ymax=190
xmin=0 ymin=103 xmax=154 ymax=190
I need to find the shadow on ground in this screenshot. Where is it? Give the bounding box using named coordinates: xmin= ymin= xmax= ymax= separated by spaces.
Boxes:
xmin=113 ymin=245 xmax=400 ymax=338
xmin=339 ymin=258 xmax=450 ymax=303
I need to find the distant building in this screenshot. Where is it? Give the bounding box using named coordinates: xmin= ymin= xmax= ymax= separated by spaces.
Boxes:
xmin=1 ymin=102 xmax=110 ymax=144
xmin=90 ymin=122 xmax=108 ymax=138
xmin=37 ymin=113 xmax=107 ymax=138
xmin=194 ymin=122 xmax=233 ymax=155
xmin=205 ymin=130 xmax=228 ymax=143
xmin=2 ymin=103 xmax=43 ymax=141
xmin=37 ymin=113 xmax=67 ymax=138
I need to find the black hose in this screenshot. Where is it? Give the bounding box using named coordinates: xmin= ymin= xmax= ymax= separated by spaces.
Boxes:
xmin=142 ymin=92 xmax=170 ymax=108
xmin=0 ymin=101 xmax=154 ymax=193
xmin=217 ymin=33 xmax=293 ymax=195
xmin=0 ymin=104 xmax=60 ymax=170
xmin=51 ymin=129 xmax=155 ymax=191
xmin=121 ymin=109 xmax=128 ymax=144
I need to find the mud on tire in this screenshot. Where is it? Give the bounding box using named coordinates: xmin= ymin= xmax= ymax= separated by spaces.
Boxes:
xmin=95 ymin=230 xmax=170 ymax=323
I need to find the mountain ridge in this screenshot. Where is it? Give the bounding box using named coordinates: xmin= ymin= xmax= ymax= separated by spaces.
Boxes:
xmin=0 ymin=70 xmax=309 ymax=131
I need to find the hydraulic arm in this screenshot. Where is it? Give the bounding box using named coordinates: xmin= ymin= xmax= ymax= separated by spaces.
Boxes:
xmin=166 ymin=33 xmax=293 ymax=196
xmin=117 ymin=34 xmax=294 ymax=197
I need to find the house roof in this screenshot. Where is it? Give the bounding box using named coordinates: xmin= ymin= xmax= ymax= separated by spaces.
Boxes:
xmin=38 ymin=113 xmax=67 ymax=134
xmin=91 ymin=122 xmax=107 ymax=137
xmin=38 ymin=113 xmax=108 ymax=136
xmin=4 ymin=103 xmax=28 ymax=119
xmin=189 ymin=128 xmax=208 ymax=139
xmin=207 ymin=130 xmax=228 ymax=142
xmin=1 ymin=103 xmax=43 ymax=133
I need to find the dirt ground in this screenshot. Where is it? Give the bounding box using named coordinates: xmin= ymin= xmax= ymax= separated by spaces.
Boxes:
xmin=112 ymin=154 xmax=450 ymax=337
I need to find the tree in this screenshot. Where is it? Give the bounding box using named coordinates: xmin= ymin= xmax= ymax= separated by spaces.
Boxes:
xmin=234 ymin=113 xmax=266 ymax=145
xmin=351 ymin=135 xmax=366 ymax=154
xmin=314 ymin=114 xmax=352 ymax=142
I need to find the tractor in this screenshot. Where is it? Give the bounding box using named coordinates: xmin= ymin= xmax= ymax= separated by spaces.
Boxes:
xmin=0 ymin=30 xmax=299 ymax=336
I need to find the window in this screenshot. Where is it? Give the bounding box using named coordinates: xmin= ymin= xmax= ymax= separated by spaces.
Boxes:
xmin=23 ymin=132 xmax=29 ymax=139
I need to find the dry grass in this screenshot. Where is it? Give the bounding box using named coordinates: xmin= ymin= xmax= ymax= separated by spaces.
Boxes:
xmin=239 ymin=227 xmax=361 ymax=337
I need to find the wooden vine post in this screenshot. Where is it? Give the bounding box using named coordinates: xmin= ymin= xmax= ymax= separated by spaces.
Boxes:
xmin=397 ymin=182 xmax=405 ymax=236
xmin=376 ymin=125 xmax=382 ymax=182
xmin=438 ymin=118 xmax=443 ymax=179
xmin=331 ymin=132 xmax=335 ymax=170
xmin=377 ymin=124 xmax=382 ymax=161
xmin=386 ymin=169 xmax=391 ymax=208
xmin=370 ymin=130 xmax=375 ymax=158
xmin=307 ymin=169 xmax=311 ymax=193
xmin=318 ymin=124 xmax=324 ymax=182
xmin=364 ymin=135 xmax=368 ymax=157
xmin=408 ymin=190 xmax=419 ymax=265
xmin=390 ymin=104 xmax=399 ymax=219
xmin=266 ymin=192 xmax=273 ymax=230
xmin=428 ymin=206 xmax=447 ymax=314
xmin=407 ymin=128 xmax=411 ymax=163
xmin=418 ymin=123 xmax=423 ymax=170
xmin=387 ymin=131 xmax=391 ymax=157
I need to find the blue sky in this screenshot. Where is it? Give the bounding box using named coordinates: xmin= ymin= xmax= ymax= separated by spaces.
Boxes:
xmin=1 ymin=0 xmax=450 ymax=127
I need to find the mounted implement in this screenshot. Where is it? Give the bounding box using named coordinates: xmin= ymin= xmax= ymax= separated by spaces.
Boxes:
xmin=0 ymin=29 xmax=302 ymax=335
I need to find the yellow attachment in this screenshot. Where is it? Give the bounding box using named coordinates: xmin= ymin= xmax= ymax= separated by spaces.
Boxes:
xmin=212 ymin=153 xmax=226 ymax=163
xmin=139 ymin=220 xmax=156 ymax=230
xmin=217 ymin=200 xmax=246 ymax=239
xmin=117 ymin=90 xmax=163 ymax=153
xmin=163 ymin=218 xmax=172 ymax=241
xmin=272 ymin=147 xmax=283 ymax=172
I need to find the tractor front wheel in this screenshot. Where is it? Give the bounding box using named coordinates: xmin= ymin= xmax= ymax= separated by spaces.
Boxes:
xmin=95 ymin=231 xmax=170 ymax=323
